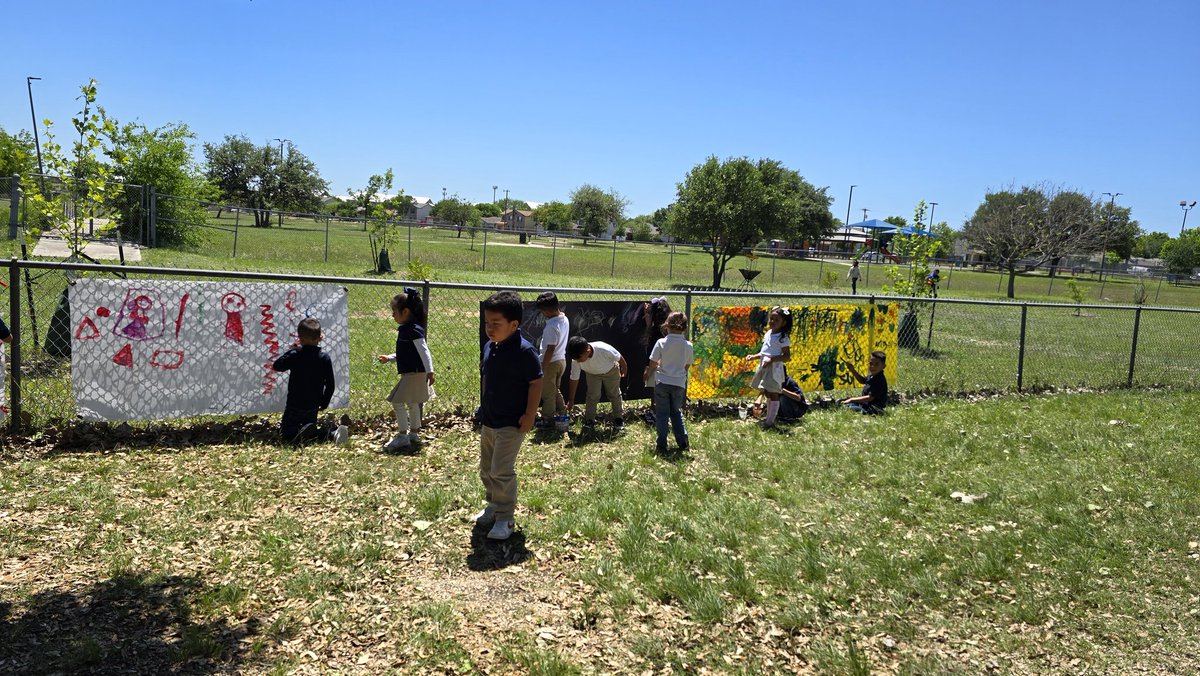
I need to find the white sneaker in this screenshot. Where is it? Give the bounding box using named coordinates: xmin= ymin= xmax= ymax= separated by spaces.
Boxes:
xmin=487 ymin=518 xmax=515 ymax=540
xmin=332 ymin=425 xmax=350 ymax=446
xmin=472 ymin=506 xmax=496 ymax=524
xmin=382 ymin=434 xmax=411 ymax=453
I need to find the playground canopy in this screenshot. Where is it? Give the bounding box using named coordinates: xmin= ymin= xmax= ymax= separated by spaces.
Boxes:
xmin=846 ymin=219 xmax=896 ymax=231
xmin=883 ymin=224 xmax=938 ymax=237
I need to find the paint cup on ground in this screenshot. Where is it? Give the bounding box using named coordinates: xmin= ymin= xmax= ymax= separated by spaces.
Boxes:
xmin=554 ymin=415 xmax=570 ymax=432
xmin=737 ymin=405 xmax=748 ymax=420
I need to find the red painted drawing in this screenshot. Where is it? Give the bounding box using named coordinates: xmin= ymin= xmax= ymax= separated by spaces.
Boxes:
xmin=113 ymin=343 xmax=134 ymax=368
xmin=150 ymin=350 xmax=185 ymax=370
xmin=222 ymin=292 xmax=246 ymax=344
xmin=112 ymin=289 xmax=165 ymax=342
xmin=75 ymin=317 xmax=101 ymax=340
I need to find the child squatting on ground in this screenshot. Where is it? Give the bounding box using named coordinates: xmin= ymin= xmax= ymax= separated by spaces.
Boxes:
xmin=535 ymin=292 xmax=569 ymax=427
xmin=842 ymin=350 xmax=889 ymax=414
xmin=746 ymin=306 xmax=793 ymax=428
xmin=378 ymin=287 xmax=435 ymax=453
xmin=271 ymin=317 xmax=349 ymax=446
xmin=643 ymin=311 xmax=692 ymax=454
xmin=474 ymin=290 xmax=543 ymax=540
xmin=566 ymin=336 xmax=627 ymax=430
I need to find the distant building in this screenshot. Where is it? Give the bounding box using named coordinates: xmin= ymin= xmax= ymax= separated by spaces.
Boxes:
xmin=502 ymin=209 xmax=536 ymax=232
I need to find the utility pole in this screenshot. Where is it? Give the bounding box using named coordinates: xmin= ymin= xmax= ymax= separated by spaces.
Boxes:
xmin=26 ymin=77 xmax=44 ymax=191
xmin=1181 ymin=200 xmax=1197 ymax=237
xmin=492 ymin=185 xmax=498 ymax=204
xmin=843 ymin=185 xmax=856 ymax=255
xmin=1099 ymin=192 xmax=1122 ymax=299
xmin=861 ymin=208 xmax=869 ymax=222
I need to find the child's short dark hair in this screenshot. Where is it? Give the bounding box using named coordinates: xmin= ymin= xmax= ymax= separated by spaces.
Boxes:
xmin=482 ymin=290 xmax=522 ymax=323
xmin=566 ymin=335 xmax=590 ymax=360
xmin=535 ymin=292 xmax=559 ymax=309
xmin=297 ymin=317 xmax=321 ymax=341
xmin=871 ymin=350 xmax=886 ymax=365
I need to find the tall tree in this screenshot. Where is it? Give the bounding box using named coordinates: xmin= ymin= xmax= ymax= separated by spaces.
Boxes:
xmin=1135 ymin=231 xmax=1170 ymax=259
xmin=109 ymin=121 xmax=213 ymax=247
xmin=962 ymin=185 xmax=1108 ymax=298
xmin=1095 ymin=203 xmax=1139 ymax=261
xmin=203 ymin=135 xmax=327 ymax=227
xmin=666 ymin=156 xmax=833 ymax=288
xmin=475 ymin=202 xmax=502 ymax=218
xmin=531 ymin=200 xmax=572 ymax=231
xmin=0 ymin=127 xmax=37 ymax=179
xmin=1161 ymin=230 xmax=1198 ymax=275
xmin=569 ymin=184 xmax=628 ymax=239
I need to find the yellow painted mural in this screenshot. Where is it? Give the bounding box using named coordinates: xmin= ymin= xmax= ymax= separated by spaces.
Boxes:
xmin=687 ymin=304 xmax=900 ymax=399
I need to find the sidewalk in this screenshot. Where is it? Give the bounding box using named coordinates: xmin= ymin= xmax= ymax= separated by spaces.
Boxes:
xmin=31 ymin=227 xmax=142 ymax=261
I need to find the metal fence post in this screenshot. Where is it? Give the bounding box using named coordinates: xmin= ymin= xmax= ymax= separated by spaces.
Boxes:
xmin=422 ymin=279 xmax=431 ymax=340
xmin=1016 ymin=303 xmax=1028 ymax=391
xmin=1127 ymin=306 xmax=1142 ymax=387
xmin=233 ymin=208 xmax=240 ymax=258
xmin=324 ymin=217 xmax=330 ymax=262
xmin=149 ymin=186 xmax=157 ymax=248
xmin=551 ymin=234 xmax=557 ymax=273
xmin=407 ymin=222 xmax=412 ymax=263
xmin=669 ymin=243 xmax=674 ymax=280
xmin=685 ymin=289 xmax=694 ymax=341
xmin=8 ymin=258 xmax=21 ymax=433
xmin=482 ymin=228 xmax=488 ymax=271
xmin=8 ymin=175 xmax=20 ymax=240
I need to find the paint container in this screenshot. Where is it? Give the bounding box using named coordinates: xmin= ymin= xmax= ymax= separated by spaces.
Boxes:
xmin=737 ymin=406 xmax=748 ymax=420
xmin=554 ymin=415 xmax=570 ymax=432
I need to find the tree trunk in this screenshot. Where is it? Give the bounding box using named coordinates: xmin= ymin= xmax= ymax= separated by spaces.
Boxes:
xmin=1048 ymin=255 xmax=1061 ymax=278
xmin=1006 ymin=264 xmax=1017 ymax=298
xmin=711 ymin=254 xmax=722 ymax=289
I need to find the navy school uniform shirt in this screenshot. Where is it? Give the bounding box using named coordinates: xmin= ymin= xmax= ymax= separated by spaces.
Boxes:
xmin=0 ymin=316 xmax=10 ymax=341
xmin=272 ymin=344 xmax=336 ymax=425
xmin=479 ymin=331 xmax=542 ymax=429
xmin=393 ymin=322 xmax=432 ymax=373
xmin=862 ymin=371 xmax=888 ymax=410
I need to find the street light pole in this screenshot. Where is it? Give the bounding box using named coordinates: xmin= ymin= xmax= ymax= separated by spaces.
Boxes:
xmin=927 ymin=202 xmax=938 ymax=229
xmin=272 ymin=138 xmax=290 ymax=227
xmin=442 ymin=187 xmax=447 ymax=202
xmin=26 ymin=76 xmax=44 ymax=191
xmin=492 ymin=185 xmax=498 ymax=204
xmin=1099 ymin=192 xmax=1122 ymax=298
xmin=1181 ymin=200 xmax=1197 ymax=237
xmin=843 ymin=185 xmax=856 ymax=256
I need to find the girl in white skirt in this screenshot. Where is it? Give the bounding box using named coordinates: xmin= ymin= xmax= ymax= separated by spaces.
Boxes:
xmin=377 ymin=287 xmax=435 ymax=452
xmin=745 ymin=306 xmax=792 ymax=428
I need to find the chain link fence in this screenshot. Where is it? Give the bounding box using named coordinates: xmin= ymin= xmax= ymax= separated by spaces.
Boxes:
xmin=5 ymin=259 xmax=1199 ymax=431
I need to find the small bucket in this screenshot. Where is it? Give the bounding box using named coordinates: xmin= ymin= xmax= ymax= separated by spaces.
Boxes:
xmin=554 ymin=415 xmax=570 ymax=432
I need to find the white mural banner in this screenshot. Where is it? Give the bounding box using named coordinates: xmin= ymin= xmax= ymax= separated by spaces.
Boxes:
xmin=70 ymin=279 xmax=350 ymax=421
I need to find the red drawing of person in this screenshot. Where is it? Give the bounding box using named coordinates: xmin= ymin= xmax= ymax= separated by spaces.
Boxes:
xmin=222 ymin=292 xmax=246 ymax=344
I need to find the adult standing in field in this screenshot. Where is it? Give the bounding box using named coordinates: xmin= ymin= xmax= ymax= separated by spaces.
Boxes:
xmin=848 ymin=260 xmax=862 ymax=295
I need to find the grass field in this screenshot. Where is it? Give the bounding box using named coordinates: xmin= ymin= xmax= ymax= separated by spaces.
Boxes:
xmin=4 ymin=224 xmax=1200 ymax=427
xmin=3 ymin=389 xmax=1199 ymax=673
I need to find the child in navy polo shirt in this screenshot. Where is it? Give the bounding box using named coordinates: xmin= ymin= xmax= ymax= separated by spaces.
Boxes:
xmin=271 ymin=317 xmax=349 ymax=445
xmin=473 ymin=291 xmax=542 ymax=540
xmin=842 ymin=351 xmax=889 ymax=414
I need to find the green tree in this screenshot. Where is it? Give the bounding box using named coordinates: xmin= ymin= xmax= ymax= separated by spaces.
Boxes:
xmin=569 ymin=184 xmax=628 ymax=239
xmin=1135 ymin=231 xmax=1170 ymax=259
xmin=27 ymin=79 xmax=123 ymax=256
xmin=348 ymin=169 xmax=400 ymax=266
xmin=432 ymin=196 xmax=482 ymax=248
xmin=624 ymin=214 xmax=655 ymax=241
xmin=1096 ymin=203 xmax=1139 ymax=261
xmin=963 ymin=185 xmax=1105 ymax=298
xmin=883 ymin=215 xmax=907 ymax=228
xmin=1161 ymin=232 xmax=1198 ymax=276
xmin=109 ymin=121 xmax=212 ymax=247
xmin=532 ymin=200 xmax=572 ymax=231
xmin=930 ymin=221 xmax=957 ymax=258
xmin=203 ymin=135 xmax=328 ymax=227
xmin=475 ymin=202 xmax=502 ymax=218
xmin=0 ymin=127 xmax=37 ymax=179
xmin=666 ymin=156 xmax=834 ymax=288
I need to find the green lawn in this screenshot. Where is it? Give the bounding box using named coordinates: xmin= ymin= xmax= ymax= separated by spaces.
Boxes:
xmin=3 ymin=389 xmax=1198 ymax=672
xmin=5 ymin=223 xmax=1200 ymax=427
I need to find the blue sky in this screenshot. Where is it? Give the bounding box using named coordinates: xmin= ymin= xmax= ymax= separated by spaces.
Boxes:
xmin=4 ymin=1 xmax=1198 ymax=234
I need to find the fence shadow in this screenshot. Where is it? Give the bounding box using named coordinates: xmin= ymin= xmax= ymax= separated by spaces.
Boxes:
xmin=0 ymin=571 xmax=258 ymax=674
